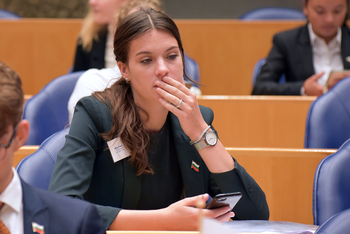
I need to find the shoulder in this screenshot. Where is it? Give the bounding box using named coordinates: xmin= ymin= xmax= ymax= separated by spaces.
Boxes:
xmin=22 ymin=182 xmax=106 ymax=233
xmin=76 ymin=96 xmax=112 ymax=131
xmin=341 ymin=25 xmax=350 ymax=38
xmin=199 ymin=105 xmax=214 ymax=124
xmin=273 ymin=24 xmax=306 ymax=42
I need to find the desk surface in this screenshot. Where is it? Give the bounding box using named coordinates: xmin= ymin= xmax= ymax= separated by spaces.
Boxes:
xmin=106 ymin=220 xmax=318 ymax=233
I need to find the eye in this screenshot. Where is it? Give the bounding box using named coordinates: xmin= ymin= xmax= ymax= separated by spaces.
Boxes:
xmin=168 ymin=54 xmax=179 ymax=60
xmin=140 ymin=58 xmax=152 ymax=64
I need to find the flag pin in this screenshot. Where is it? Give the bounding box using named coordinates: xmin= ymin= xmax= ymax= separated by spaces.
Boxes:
xmin=191 ymin=160 xmax=200 ymax=172
xmin=32 ymin=222 xmax=45 ymax=234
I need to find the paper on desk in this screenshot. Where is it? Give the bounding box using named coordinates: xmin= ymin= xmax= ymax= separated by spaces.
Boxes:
xmin=224 ymin=220 xmax=318 ymax=233
xmin=201 ymin=217 xmax=238 ymax=234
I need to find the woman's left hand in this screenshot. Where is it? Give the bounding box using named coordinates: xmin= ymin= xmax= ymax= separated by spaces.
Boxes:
xmin=156 ymin=76 xmax=208 ymax=141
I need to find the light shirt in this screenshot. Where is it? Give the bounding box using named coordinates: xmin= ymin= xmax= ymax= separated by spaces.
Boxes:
xmin=68 ymin=64 xmax=121 ymax=123
xmin=308 ymin=23 xmax=343 ymax=86
xmin=105 ymin=25 xmax=117 ymax=69
xmin=0 ymin=168 xmax=24 ymax=234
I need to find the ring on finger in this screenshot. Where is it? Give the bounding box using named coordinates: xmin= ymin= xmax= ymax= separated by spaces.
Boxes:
xmin=176 ymin=99 xmax=183 ymax=109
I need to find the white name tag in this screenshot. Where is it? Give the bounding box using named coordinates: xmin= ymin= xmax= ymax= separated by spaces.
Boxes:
xmin=107 ymin=137 xmax=131 ymax=163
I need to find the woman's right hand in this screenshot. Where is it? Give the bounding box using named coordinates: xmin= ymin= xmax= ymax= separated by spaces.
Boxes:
xmin=161 ymin=194 xmax=234 ymax=231
xmin=110 ymin=194 xmax=234 ymax=231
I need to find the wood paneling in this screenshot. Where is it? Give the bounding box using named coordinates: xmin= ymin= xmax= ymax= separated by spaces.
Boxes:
xmin=0 ymin=19 xmax=305 ymax=95
xmin=198 ymin=95 xmax=316 ymax=148
xmin=228 ymin=148 xmax=335 ymax=224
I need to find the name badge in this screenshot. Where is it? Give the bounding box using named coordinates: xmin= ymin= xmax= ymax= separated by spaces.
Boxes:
xmin=107 ymin=137 xmax=131 ymax=163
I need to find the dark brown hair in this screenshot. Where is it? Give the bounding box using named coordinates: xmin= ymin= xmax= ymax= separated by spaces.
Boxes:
xmin=93 ymin=8 xmax=192 ymax=175
xmin=0 ymin=61 xmax=23 ymax=137
xmin=304 ymin=0 xmax=349 ymax=25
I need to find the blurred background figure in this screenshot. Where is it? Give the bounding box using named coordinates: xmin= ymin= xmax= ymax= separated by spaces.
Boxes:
xmin=72 ymin=0 xmax=133 ymax=72
xmin=252 ymin=0 xmax=350 ymax=96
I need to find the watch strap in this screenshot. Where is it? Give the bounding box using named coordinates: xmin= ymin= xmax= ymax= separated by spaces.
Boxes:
xmin=194 ymin=139 xmax=208 ymax=151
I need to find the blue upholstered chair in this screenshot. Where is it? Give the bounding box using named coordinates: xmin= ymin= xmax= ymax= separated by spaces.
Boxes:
xmin=22 ymin=71 xmax=84 ymax=145
xmin=0 ymin=9 xmax=20 ymax=19
xmin=239 ymin=7 xmax=305 ymax=20
xmin=314 ymin=208 xmax=350 ymax=234
xmin=313 ymin=138 xmax=350 ymax=225
xmin=184 ymin=53 xmax=200 ymax=87
xmin=305 ymin=77 xmax=350 ymax=149
xmin=252 ymin=58 xmax=286 ymax=86
xmin=16 ymin=127 xmax=70 ymax=190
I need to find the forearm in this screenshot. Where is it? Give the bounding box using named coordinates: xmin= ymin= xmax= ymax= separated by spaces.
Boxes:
xmin=109 ymin=209 xmax=166 ymax=230
xmin=197 ymin=139 xmax=234 ymax=173
xmin=109 ymin=208 xmax=194 ymax=231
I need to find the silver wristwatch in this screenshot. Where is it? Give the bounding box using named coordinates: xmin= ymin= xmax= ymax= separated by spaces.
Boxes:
xmin=193 ymin=129 xmax=218 ymax=151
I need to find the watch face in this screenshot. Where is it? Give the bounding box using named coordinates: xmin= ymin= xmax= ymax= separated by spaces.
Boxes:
xmin=205 ymin=131 xmax=218 ymax=146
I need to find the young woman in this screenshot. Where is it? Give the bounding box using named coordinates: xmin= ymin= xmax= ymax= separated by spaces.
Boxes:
xmin=252 ymin=0 xmax=350 ymax=96
xmin=71 ymin=0 xmax=161 ymax=72
xmin=50 ymin=9 xmax=269 ymax=230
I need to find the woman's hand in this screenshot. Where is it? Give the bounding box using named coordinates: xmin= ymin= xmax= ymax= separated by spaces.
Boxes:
xmin=161 ymin=194 xmax=234 ymax=230
xmin=111 ymin=194 xmax=234 ymax=231
xmin=155 ymin=76 xmax=208 ymax=141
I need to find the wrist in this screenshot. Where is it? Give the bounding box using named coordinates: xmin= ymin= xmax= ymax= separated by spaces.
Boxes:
xmin=190 ymin=125 xmax=211 ymax=145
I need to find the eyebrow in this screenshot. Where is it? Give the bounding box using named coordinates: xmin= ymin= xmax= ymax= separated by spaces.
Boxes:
xmin=135 ymin=46 xmax=179 ymax=57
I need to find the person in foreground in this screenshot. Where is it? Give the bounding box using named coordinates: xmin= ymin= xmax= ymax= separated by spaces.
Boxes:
xmin=0 ymin=61 xmax=106 ymax=234
xmin=252 ymin=0 xmax=350 ymax=96
xmin=49 ymin=9 xmax=269 ymax=231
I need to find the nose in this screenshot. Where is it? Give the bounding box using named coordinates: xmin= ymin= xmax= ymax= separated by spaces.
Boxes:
xmin=324 ymin=12 xmax=335 ymax=23
xmin=155 ymin=58 xmax=169 ymax=78
xmin=89 ymin=0 xmax=97 ymax=6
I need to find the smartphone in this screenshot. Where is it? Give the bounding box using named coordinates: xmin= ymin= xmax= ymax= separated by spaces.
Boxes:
xmin=206 ymin=192 xmax=242 ymax=210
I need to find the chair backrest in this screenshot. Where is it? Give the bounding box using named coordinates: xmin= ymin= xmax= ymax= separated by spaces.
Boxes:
xmin=313 ymin=138 xmax=350 ymax=225
xmin=239 ymin=7 xmax=305 ymax=20
xmin=314 ymin=208 xmax=350 ymax=234
xmin=16 ymin=127 xmax=70 ymax=190
xmin=0 ymin=9 xmax=20 ymax=19
xmin=305 ymin=77 xmax=350 ymax=148
xmin=252 ymin=58 xmax=286 ymax=86
xmin=184 ymin=53 xmax=200 ymax=88
xmin=22 ymin=71 xmax=84 ymax=145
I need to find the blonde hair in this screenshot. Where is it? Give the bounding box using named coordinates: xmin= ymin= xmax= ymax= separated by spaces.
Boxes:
xmin=79 ymin=0 xmax=161 ymax=52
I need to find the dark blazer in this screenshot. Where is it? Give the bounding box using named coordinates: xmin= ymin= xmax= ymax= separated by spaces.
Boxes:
xmin=252 ymin=24 xmax=350 ymax=95
xmin=21 ymin=179 xmax=106 ymax=234
xmin=49 ymin=96 xmax=269 ymax=228
xmin=72 ymin=30 xmax=108 ymax=72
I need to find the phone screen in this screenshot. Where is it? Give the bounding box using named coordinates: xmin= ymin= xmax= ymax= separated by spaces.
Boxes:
xmin=206 ymin=192 xmax=242 ymax=210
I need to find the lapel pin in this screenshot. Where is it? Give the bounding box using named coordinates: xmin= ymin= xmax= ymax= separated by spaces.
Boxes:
xmin=346 ymin=56 xmax=350 ymax=63
xmin=191 ymin=160 xmax=200 ymax=172
xmin=32 ymin=222 xmax=45 ymax=234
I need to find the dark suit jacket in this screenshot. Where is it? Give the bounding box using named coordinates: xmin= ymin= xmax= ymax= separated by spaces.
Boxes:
xmin=252 ymin=24 xmax=350 ymax=95
xmin=72 ymin=30 xmax=108 ymax=72
xmin=21 ymin=179 xmax=106 ymax=234
xmin=49 ymin=96 xmax=269 ymax=228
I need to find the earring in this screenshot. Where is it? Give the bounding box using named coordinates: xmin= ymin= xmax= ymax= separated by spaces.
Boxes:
xmin=125 ymin=77 xmax=129 ymax=83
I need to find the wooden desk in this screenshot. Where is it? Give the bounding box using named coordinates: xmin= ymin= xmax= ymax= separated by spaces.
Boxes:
xmin=0 ymin=19 xmax=305 ymax=95
xmin=198 ymin=95 xmax=316 ymax=148
xmin=13 ymin=145 xmax=39 ymax=167
xmin=228 ymin=147 xmax=335 ymax=224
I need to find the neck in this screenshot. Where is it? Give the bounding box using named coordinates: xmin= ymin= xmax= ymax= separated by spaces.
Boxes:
xmin=138 ymin=103 xmax=168 ymax=133
xmin=0 ymin=167 xmax=14 ymax=195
